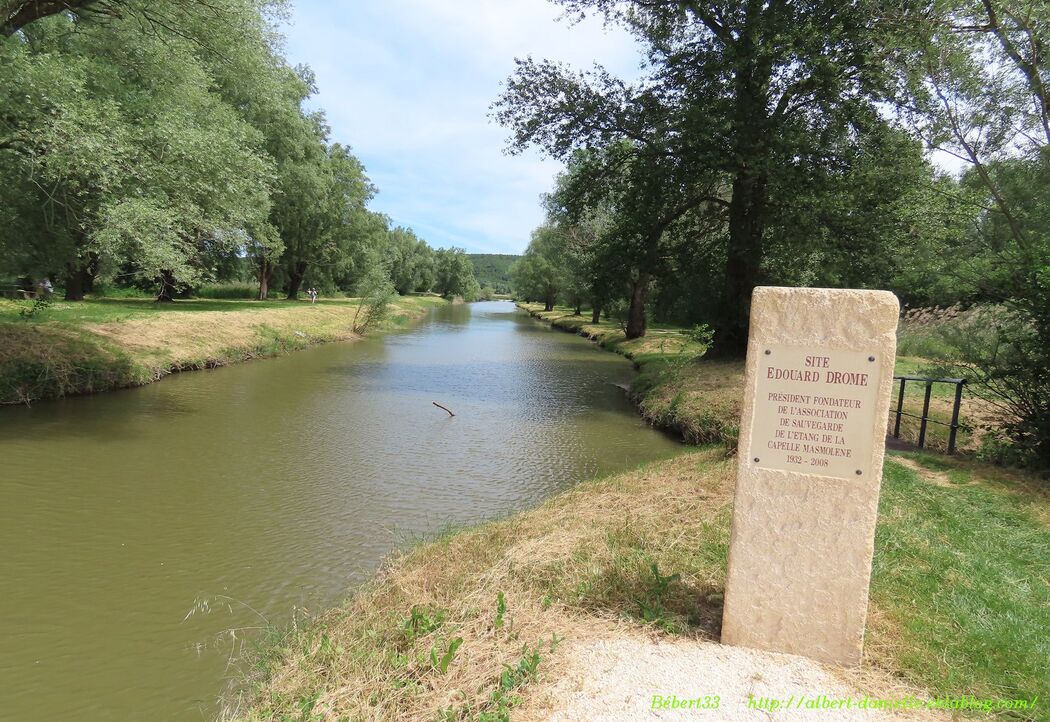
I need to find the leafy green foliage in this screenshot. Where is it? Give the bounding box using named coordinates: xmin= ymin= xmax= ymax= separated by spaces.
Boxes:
xmin=493 ymin=591 xmax=507 ymax=629
xmin=401 ymin=605 xmax=446 ymax=642
xmin=497 ymin=0 xmax=911 ymax=352
xmin=636 ymin=563 xmax=682 ymax=632
xmin=430 ymin=637 xmax=463 ymax=675
xmin=434 ymin=248 xmax=480 ymax=300
xmin=0 ymin=3 xmax=278 ymax=298
xmin=386 ymin=228 xmax=437 ymax=295
xmin=17 ymin=294 xmax=51 ymax=319
xmin=497 ymin=0 xmax=1049 ymax=467
xmin=0 ymin=0 xmax=457 ymax=307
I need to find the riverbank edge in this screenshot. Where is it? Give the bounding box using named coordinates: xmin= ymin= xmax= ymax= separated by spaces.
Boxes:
xmin=220 ymin=303 xmax=1049 ymax=720
xmin=0 ymin=295 xmax=447 ymax=405
xmin=515 ymin=302 xmax=743 ymax=449
xmin=224 ymin=442 xmax=1050 ymax=722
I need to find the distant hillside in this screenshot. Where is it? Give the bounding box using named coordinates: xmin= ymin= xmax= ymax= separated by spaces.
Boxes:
xmin=468 ymin=254 xmax=519 ymax=294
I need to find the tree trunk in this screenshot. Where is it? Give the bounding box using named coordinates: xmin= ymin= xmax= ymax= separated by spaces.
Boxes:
xmin=710 ymin=38 xmax=771 ymax=358
xmin=591 ymin=305 xmax=602 ymax=324
xmin=574 ymin=303 xmax=581 ymax=316
xmin=543 ymin=297 xmax=554 ymax=312
xmin=156 ymin=270 xmax=177 ymax=302
xmin=625 ymin=273 xmax=649 ymax=340
xmin=286 ymin=261 xmax=307 ymax=300
xmin=257 ymin=258 xmax=272 ymax=301
xmin=712 ymin=170 xmax=767 ymax=356
xmin=63 ymin=267 xmax=85 ymax=301
xmin=63 ymin=261 xmax=95 ymax=301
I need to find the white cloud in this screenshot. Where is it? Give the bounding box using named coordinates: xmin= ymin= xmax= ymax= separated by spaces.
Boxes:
xmin=282 ymin=0 xmax=644 ymax=254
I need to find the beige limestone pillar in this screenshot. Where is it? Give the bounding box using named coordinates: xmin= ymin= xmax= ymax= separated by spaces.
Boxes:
xmin=721 ymin=286 xmax=899 ymax=666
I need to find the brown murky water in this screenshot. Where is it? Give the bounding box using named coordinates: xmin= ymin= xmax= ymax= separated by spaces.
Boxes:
xmin=0 ymin=301 xmax=682 ymax=721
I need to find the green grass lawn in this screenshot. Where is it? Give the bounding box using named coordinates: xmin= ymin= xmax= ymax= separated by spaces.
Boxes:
xmin=872 ymin=452 xmax=1049 ymax=716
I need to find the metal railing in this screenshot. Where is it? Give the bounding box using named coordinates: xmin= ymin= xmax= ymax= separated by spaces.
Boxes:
xmin=890 ymin=375 xmax=968 ymax=454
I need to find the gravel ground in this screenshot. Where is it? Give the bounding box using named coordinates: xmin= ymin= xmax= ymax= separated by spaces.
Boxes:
xmin=519 ymin=635 xmax=943 ymax=722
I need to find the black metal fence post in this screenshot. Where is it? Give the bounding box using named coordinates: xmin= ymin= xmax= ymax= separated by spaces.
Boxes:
xmin=917 ymin=382 xmax=934 ymax=448
xmin=947 ymin=380 xmax=967 ymax=455
xmin=889 ymin=375 xmax=969 ymax=453
xmin=894 ymin=378 xmax=906 ymax=438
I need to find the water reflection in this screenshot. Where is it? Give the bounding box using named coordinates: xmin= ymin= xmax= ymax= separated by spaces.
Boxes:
xmin=0 ymin=301 xmax=681 ymax=721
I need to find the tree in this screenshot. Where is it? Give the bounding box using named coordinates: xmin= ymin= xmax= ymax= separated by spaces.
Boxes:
xmin=385 ymin=226 xmax=435 ymax=295
xmin=0 ymin=6 xmax=274 ymax=300
xmin=1 ymin=0 xmax=262 ymax=41
xmin=273 ymin=136 xmax=375 ymax=300
xmin=434 ymin=247 xmax=479 ymax=299
xmin=542 ymin=144 xmax=722 ymax=336
xmin=511 ymin=227 xmax=569 ymax=311
xmin=896 ymin=0 xmax=1050 ymax=470
xmin=498 ymin=0 xmax=901 ymax=353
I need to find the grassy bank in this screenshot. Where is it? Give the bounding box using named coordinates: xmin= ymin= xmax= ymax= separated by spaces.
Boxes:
xmin=516 ymin=303 xmax=744 ymax=449
xmin=226 ymin=448 xmax=1049 ymax=721
xmin=0 ymin=295 xmax=446 ymax=404
xmin=517 ymin=303 xmax=990 ymax=454
xmin=227 ymin=304 xmax=1047 ymax=721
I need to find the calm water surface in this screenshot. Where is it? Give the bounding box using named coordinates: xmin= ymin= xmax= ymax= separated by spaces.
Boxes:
xmin=0 ymin=301 xmax=681 ymax=721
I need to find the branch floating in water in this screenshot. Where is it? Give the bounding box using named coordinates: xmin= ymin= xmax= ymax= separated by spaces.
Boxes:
xmin=432 ymin=401 xmax=455 ymax=417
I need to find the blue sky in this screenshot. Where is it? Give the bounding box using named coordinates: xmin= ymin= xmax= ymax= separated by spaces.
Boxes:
xmin=281 ymin=1 xmax=645 ymax=255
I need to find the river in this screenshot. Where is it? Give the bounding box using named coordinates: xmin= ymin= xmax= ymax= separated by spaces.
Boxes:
xmin=0 ymin=301 xmax=682 ymax=721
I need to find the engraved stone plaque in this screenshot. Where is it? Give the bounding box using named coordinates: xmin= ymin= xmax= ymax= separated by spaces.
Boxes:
xmin=749 ymin=346 xmax=882 ymax=480
xmin=721 ymin=287 xmax=899 ymax=666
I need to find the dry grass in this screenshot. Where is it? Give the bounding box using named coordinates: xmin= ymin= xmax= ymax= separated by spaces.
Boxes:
xmin=0 ymin=296 xmax=444 ymax=403
xmin=225 ymin=450 xmax=736 ymax=721
xmin=228 ymin=444 xmax=1050 ymax=721
xmin=0 ymin=323 xmax=138 ymax=404
xmin=85 ymin=297 xmax=441 ymax=372
xmin=86 ymin=304 xmax=358 ymax=370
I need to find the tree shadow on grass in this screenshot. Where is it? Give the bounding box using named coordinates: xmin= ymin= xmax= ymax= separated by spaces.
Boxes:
xmin=550 ymin=549 xmax=726 ymax=641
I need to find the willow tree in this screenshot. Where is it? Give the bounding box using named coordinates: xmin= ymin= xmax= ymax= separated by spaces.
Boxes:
xmin=273 ymin=139 xmax=376 ymax=300
xmin=0 ymin=5 xmax=274 ymax=299
xmin=385 ymin=227 xmax=436 ymax=295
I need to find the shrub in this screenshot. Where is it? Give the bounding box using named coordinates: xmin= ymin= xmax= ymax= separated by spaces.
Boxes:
xmin=195 ymin=283 xmax=265 ymax=300
xmin=90 ymin=284 xmax=152 ymax=299
xmin=923 ymin=305 xmax=1050 ymax=476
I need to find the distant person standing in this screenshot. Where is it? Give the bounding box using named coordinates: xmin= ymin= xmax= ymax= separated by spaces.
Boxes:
xmin=308 ymin=287 xmax=318 ymax=303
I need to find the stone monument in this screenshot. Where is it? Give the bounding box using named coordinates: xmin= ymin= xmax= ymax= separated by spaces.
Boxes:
xmin=721 ymin=286 xmax=899 ymax=666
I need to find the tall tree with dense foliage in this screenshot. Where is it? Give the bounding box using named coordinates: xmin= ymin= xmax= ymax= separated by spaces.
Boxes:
xmin=511 ymin=227 xmax=571 ymax=311
xmin=896 ymin=0 xmax=1050 ymax=470
xmin=434 ymin=248 xmax=480 ymax=300
xmin=385 ymin=227 xmax=436 ymax=295
xmin=497 ymin=0 xmax=907 ymax=352
xmin=0 ymin=3 xmax=275 ymax=300
xmin=273 ymin=138 xmax=375 ymax=300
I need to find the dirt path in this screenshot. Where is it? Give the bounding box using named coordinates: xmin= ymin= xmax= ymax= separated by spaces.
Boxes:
xmin=518 ymin=632 xmax=942 ymax=722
